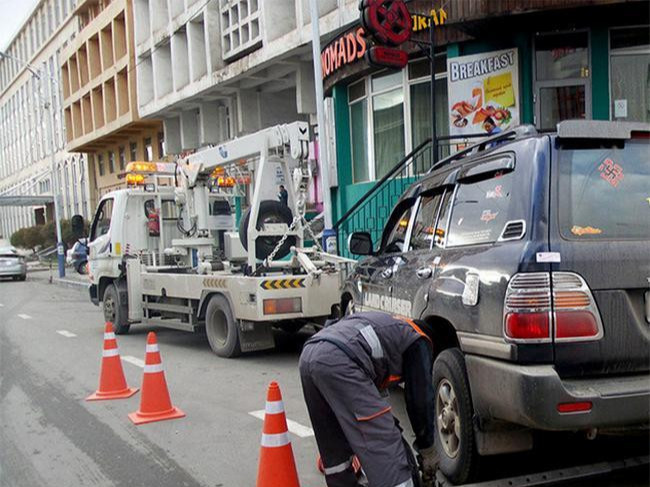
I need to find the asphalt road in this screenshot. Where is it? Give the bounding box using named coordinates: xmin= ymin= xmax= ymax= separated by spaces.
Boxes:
xmin=1 ymin=271 xmax=648 ymax=487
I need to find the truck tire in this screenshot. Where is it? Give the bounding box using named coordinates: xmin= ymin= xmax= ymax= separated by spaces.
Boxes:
xmin=239 ymin=200 xmax=296 ymax=260
xmin=433 ymin=348 xmax=477 ymax=484
xmin=205 ymin=294 xmax=241 ymax=358
xmin=103 ymin=283 xmax=130 ymax=335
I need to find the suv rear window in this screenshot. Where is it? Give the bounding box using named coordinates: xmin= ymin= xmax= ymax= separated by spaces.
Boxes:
xmin=447 ymin=170 xmax=516 ymax=247
xmin=558 ymin=140 xmax=650 ymax=240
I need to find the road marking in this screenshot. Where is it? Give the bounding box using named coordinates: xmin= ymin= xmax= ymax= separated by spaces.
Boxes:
xmin=122 ymin=355 xmax=145 ymax=368
xmin=248 ymin=410 xmax=314 ymax=438
xmin=56 ymin=330 xmax=77 ymax=338
xmin=17 ymin=313 xmax=31 ymax=320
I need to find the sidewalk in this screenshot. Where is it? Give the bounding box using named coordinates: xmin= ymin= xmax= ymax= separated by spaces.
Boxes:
xmin=30 ymin=265 xmax=90 ymax=291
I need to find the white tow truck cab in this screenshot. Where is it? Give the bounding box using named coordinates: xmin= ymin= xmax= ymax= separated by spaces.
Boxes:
xmin=87 ymin=122 xmax=352 ymax=357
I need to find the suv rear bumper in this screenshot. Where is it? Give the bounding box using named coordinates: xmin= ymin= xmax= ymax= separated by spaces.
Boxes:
xmin=465 ymin=354 xmax=650 ymax=431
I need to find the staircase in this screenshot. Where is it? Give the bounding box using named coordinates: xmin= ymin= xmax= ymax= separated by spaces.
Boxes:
xmin=334 ymin=138 xmax=433 ymax=258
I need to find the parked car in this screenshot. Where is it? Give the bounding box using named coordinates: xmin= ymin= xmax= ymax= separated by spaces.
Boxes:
xmin=66 ymin=238 xmax=88 ymax=274
xmin=0 ymin=246 xmax=27 ymax=281
xmin=342 ymin=121 xmax=650 ymax=484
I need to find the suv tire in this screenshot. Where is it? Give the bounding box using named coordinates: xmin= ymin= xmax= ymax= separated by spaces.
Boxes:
xmin=433 ymin=348 xmax=477 ymax=484
xmin=239 ymin=200 xmax=296 ymax=260
xmin=205 ymin=294 xmax=241 ymax=358
xmin=103 ymin=283 xmax=130 ymax=335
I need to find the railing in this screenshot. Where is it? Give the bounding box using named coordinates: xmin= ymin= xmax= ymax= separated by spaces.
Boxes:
xmin=334 ymin=139 xmax=433 ymax=258
xmin=334 ymin=134 xmax=488 ymax=258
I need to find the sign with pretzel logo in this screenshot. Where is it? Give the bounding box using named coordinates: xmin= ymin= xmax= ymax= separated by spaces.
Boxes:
xmin=360 ymin=0 xmax=412 ymax=46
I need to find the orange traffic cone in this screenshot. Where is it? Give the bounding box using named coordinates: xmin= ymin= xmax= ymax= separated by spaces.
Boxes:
xmin=256 ymin=381 xmax=300 ymax=487
xmin=87 ymin=322 xmax=138 ymax=401
xmin=128 ymin=332 xmax=185 ymax=425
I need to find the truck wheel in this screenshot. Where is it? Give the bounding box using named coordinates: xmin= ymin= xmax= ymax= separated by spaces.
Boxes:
xmin=433 ymin=348 xmax=477 ymax=484
xmin=205 ymin=294 xmax=241 ymax=358
xmin=239 ymin=200 xmax=296 ymax=260
xmin=103 ymin=284 xmax=130 ymax=335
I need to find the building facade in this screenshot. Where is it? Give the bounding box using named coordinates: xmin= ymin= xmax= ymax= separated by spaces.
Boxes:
xmin=322 ymin=0 xmax=650 ymax=229
xmin=0 ymin=0 xmax=90 ymax=240
xmin=60 ymin=0 xmax=164 ymax=211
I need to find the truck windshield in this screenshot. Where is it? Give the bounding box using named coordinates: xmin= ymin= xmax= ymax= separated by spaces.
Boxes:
xmin=90 ymin=198 xmax=114 ymax=241
xmin=558 ymin=139 xmax=650 ymax=240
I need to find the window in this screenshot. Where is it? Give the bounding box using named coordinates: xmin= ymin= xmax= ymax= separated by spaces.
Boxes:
xmin=130 ymin=142 xmax=137 ymax=161
xmin=144 ymin=137 xmax=152 ymax=161
xmin=90 ymin=198 xmax=114 ymax=241
xmin=558 ymin=140 xmax=650 ymax=240
xmin=409 ymin=192 xmax=443 ymax=251
xmin=108 ymin=151 xmax=115 ymax=173
xmin=447 ymin=169 xmax=516 ymax=247
xmin=347 ymin=55 xmax=448 ymax=183
xmin=157 ymin=131 xmax=164 ymax=158
xmin=372 ymin=71 xmax=405 ymax=180
xmin=118 ymin=146 xmax=126 ymax=170
xmin=97 ymin=154 xmax=105 ymax=176
xmin=610 ymin=26 xmax=650 ymax=123
xmin=382 ymin=202 xmax=415 ymax=254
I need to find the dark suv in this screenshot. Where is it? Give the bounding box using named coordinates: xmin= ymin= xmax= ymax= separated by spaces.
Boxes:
xmin=343 ymin=121 xmax=650 ymax=484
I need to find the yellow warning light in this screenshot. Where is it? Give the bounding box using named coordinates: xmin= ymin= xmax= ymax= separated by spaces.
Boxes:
xmin=211 ymin=167 xmax=226 ymax=177
xmin=126 ymin=173 xmax=146 ymax=185
xmin=126 ymin=162 xmax=157 ymax=173
xmin=216 ymin=176 xmax=236 ymax=188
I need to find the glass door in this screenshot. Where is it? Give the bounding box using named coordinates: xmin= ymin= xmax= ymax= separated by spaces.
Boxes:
xmin=534 ymin=31 xmax=591 ymax=131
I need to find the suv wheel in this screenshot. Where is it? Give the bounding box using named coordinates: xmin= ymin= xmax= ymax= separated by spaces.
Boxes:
xmin=103 ymin=283 xmax=130 ymax=335
xmin=433 ymin=348 xmax=477 ymax=484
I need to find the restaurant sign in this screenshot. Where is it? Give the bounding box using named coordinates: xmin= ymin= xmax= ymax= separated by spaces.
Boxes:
xmin=446 ymin=48 xmax=520 ymax=136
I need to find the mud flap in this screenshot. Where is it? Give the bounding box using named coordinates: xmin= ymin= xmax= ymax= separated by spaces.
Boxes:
xmin=238 ymin=320 xmax=275 ymax=352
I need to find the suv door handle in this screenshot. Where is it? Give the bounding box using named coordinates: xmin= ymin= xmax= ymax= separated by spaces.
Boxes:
xmin=416 ymin=267 xmax=432 ymax=279
xmin=381 ymin=268 xmax=393 ymax=279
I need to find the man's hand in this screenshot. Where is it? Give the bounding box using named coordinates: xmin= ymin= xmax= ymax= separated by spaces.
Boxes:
xmin=417 ymin=445 xmax=439 ymax=487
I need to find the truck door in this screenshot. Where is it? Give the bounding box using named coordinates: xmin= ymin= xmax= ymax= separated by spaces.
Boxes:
xmin=354 ymin=198 xmax=417 ymax=313
xmin=88 ymin=197 xmax=115 ymax=261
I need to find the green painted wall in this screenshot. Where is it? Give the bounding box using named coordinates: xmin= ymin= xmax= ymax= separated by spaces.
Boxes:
xmin=331 ymin=85 xmax=351 ymax=223
xmin=591 ymin=27 xmax=610 ymax=120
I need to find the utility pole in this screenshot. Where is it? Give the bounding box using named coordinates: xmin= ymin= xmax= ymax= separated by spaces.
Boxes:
xmin=0 ymin=51 xmax=65 ymax=277
xmin=43 ymin=60 xmax=66 ymax=277
xmin=309 ymin=0 xmax=336 ymax=253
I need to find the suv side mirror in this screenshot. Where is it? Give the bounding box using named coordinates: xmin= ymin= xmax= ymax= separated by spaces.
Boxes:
xmin=348 ymin=232 xmax=374 ymax=256
xmin=71 ymin=215 xmax=85 ymax=238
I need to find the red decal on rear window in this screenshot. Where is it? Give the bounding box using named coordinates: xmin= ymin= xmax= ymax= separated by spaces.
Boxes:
xmin=598 ymin=158 xmax=624 ymax=188
xmin=480 ymin=210 xmax=498 ymax=223
xmin=486 ymin=185 xmax=503 ymax=199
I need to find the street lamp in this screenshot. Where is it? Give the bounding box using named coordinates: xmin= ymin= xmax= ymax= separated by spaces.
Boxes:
xmin=0 ymin=51 xmax=66 ymax=277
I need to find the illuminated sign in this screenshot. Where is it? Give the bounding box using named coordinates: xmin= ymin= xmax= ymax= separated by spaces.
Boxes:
xmin=321 ymin=7 xmax=447 ymax=79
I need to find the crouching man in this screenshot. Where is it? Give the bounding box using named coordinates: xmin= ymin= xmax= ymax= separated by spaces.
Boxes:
xmin=299 ymin=311 xmax=438 ymax=487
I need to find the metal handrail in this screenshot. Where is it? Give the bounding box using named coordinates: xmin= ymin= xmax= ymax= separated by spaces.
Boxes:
xmin=333 ymin=137 xmax=432 ymax=229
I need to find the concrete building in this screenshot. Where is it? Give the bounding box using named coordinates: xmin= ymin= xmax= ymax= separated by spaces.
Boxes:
xmin=0 ymin=0 xmax=90 ymax=240
xmin=60 ymin=0 xmax=164 ymax=211
xmin=133 ymin=0 xmax=358 ymax=153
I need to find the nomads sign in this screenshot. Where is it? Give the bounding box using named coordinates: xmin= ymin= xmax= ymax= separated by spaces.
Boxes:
xmin=446 ymin=48 xmax=520 ymax=137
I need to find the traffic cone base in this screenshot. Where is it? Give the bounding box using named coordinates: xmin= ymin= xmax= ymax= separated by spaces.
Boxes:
xmin=128 ymin=406 xmax=185 ymax=425
xmin=86 ymin=387 xmax=138 ymax=401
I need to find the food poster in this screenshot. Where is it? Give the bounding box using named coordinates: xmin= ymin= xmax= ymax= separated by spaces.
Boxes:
xmin=447 ymin=48 xmax=520 ymax=136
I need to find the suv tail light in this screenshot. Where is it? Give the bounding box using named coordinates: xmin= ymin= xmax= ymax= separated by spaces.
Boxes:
xmin=504 ymin=272 xmax=603 ymax=343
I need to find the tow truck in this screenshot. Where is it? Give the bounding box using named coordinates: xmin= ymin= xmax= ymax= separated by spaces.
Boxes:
xmin=84 ymin=122 xmax=352 ymax=357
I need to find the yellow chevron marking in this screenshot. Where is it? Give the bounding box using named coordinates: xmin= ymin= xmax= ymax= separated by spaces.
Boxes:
xmin=260 ymin=278 xmax=306 ymax=290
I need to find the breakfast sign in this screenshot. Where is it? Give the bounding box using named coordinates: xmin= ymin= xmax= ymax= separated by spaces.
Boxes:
xmin=446 ymin=48 xmax=520 ymax=136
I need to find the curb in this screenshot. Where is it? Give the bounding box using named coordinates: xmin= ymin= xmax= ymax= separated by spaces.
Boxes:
xmin=54 ymin=278 xmax=89 ymax=291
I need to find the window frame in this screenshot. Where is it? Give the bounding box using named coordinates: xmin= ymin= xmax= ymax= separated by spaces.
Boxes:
xmin=347 ymin=53 xmax=448 ymax=184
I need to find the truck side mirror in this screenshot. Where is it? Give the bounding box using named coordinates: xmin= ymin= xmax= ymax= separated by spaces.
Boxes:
xmin=348 ymin=232 xmax=374 ymax=256
xmin=71 ymin=215 xmax=85 ymax=238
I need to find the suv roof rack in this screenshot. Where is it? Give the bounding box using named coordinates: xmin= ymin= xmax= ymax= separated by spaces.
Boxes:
xmin=557 ymin=120 xmax=650 ymax=139
xmin=428 ymin=125 xmax=537 ymax=175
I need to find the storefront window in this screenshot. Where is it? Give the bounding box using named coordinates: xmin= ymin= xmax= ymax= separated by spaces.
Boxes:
xmin=118 ymin=146 xmax=126 ymax=170
xmin=373 ymin=87 xmax=405 ymax=179
xmin=610 ymin=26 xmax=650 ymax=123
xmin=350 ymin=98 xmax=369 ymax=182
xmin=535 ymin=32 xmax=589 ymax=81
xmin=144 ymin=137 xmax=152 ymax=162
xmin=348 ymin=55 xmax=448 ymax=183
xmin=130 ymin=142 xmax=137 ymax=161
